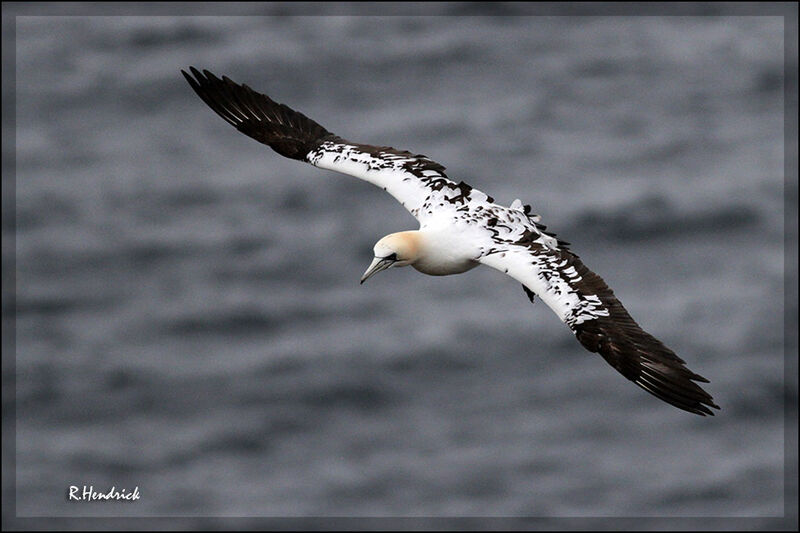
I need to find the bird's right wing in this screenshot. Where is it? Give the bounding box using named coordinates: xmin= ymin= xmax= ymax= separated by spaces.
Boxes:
xmin=478 ymin=230 xmax=719 ymax=416
xmin=182 ymin=67 xmax=489 ymax=220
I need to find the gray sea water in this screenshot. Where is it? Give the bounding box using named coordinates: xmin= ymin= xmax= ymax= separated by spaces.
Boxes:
xmin=6 ymin=9 xmax=795 ymax=528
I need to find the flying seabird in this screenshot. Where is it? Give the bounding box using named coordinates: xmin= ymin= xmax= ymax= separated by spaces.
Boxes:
xmin=182 ymin=67 xmax=720 ymax=416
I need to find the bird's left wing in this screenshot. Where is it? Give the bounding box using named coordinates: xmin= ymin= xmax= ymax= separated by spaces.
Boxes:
xmin=478 ymin=222 xmax=719 ymax=416
xmin=182 ymin=67 xmax=481 ymax=219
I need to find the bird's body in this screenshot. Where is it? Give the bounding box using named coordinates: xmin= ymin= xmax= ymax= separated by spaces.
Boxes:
xmin=183 ymin=67 xmax=720 ymax=416
xmin=406 ymin=230 xmax=480 ymax=277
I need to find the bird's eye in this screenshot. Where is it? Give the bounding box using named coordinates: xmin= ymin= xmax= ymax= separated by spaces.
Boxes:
xmin=384 ymin=253 xmax=398 ymax=261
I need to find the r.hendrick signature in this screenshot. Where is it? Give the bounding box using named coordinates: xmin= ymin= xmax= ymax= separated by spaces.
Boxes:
xmin=67 ymin=485 xmax=140 ymax=502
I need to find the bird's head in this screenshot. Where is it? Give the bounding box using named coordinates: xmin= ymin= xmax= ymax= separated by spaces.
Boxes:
xmin=360 ymin=231 xmax=420 ymax=284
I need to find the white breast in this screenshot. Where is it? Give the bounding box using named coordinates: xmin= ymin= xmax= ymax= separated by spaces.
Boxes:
xmin=413 ymin=226 xmax=481 ymax=276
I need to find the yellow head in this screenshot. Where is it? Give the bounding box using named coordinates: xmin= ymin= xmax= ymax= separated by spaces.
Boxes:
xmin=360 ymin=231 xmax=421 ymax=284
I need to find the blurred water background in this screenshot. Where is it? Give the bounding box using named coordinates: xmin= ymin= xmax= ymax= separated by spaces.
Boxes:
xmin=6 ymin=6 xmax=795 ymax=527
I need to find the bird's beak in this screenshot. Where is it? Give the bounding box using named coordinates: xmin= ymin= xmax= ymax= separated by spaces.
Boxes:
xmin=360 ymin=256 xmax=396 ymax=284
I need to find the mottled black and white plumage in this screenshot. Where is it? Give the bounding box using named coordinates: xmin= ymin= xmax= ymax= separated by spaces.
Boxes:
xmin=182 ymin=67 xmax=720 ymax=416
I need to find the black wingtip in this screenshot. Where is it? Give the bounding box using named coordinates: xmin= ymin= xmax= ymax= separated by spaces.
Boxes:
xmin=181 ymin=66 xmax=334 ymax=161
xmin=569 ymin=275 xmax=721 ymax=418
xmin=181 ymin=68 xmax=198 ymax=88
xmin=188 ymin=66 xmax=204 ymax=79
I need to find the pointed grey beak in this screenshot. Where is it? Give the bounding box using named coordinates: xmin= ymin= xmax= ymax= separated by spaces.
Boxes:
xmin=360 ymin=256 xmax=395 ymax=284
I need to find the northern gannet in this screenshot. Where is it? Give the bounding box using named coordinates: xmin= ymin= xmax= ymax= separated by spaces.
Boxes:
xmin=182 ymin=67 xmax=720 ymax=416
